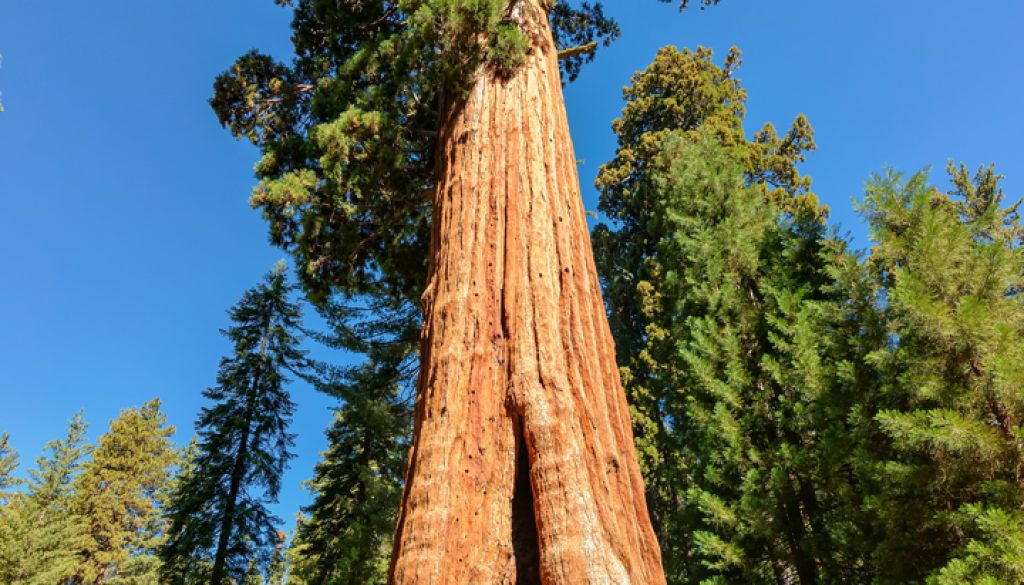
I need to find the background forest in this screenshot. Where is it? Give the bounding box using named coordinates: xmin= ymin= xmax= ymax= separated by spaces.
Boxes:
xmin=2 ymin=1 xmax=1024 ymax=584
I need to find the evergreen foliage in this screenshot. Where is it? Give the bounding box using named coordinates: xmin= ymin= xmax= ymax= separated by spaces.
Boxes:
xmin=0 ymin=432 xmax=21 ymax=581
xmin=639 ymin=131 xmax=883 ymax=583
xmin=592 ymin=46 xmax=858 ymax=583
xmin=288 ymin=363 xmax=410 ymax=584
xmin=0 ymin=416 xmax=91 ymax=584
xmin=266 ymin=530 xmax=289 ymax=585
xmin=0 ymin=433 xmax=18 ymax=506
xmin=160 ymin=266 xmax=306 ymax=585
xmin=73 ymin=400 xmax=177 ymax=584
xmin=592 ymin=52 xmax=1024 ymax=580
xmin=857 ymin=166 xmax=1024 ymax=584
xmin=207 ymin=0 xmax=717 ymax=379
xmin=210 ymin=0 xmax=631 ymax=308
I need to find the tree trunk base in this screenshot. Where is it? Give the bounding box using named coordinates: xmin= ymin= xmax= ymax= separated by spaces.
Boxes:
xmin=388 ymin=3 xmax=666 ymax=583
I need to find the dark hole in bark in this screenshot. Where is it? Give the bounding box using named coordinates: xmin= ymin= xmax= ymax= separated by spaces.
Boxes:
xmin=512 ymin=419 xmax=541 ymax=585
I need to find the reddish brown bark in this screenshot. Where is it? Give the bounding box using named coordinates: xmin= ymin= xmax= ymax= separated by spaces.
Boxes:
xmin=388 ymin=2 xmax=666 ymax=583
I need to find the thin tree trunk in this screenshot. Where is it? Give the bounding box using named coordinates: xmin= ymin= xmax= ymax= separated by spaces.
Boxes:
xmin=388 ymin=2 xmax=665 ymax=583
xmin=777 ymin=479 xmax=817 ymax=585
xmin=210 ymin=387 xmax=256 ymax=585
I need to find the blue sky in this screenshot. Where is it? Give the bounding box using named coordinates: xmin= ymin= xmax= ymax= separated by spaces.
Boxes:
xmin=1 ymin=0 xmax=1022 ymax=526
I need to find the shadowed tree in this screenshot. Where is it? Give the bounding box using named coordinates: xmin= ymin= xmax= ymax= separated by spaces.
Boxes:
xmin=160 ymin=265 xmax=306 ymax=585
xmin=288 ymin=360 xmax=410 ymax=585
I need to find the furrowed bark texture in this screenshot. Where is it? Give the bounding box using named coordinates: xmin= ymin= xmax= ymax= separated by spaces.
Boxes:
xmin=388 ymin=3 xmax=666 ymax=583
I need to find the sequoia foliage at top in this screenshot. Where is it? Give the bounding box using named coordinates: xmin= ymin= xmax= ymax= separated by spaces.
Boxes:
xmin=211 ymin=0 xmax=716 ymax=306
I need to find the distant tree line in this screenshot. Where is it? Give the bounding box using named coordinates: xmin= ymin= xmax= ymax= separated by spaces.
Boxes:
xmin=0 ymin=402 xmax=176 ymax=584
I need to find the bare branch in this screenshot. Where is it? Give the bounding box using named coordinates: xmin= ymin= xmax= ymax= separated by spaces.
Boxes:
xmin=557 ymin=42 xmax=598 ymax=61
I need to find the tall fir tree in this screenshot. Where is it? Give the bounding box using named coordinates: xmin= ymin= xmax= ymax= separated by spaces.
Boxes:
xmin=288 ymin=361 xmax=410 ymax=585
xmin=0 ymin=432 xmax=18 ymax=505
xmin=282 ymin=278 xmax=419 ymax=584
xmin=653 ymin=131 xmax=891 ymax=583
xmin=284 ymin=515 xmax=309 ymax=585
xmin=591 ymin=46 xmax=885 ymax=584
xmin=0 ymin=430 xmax=20 ymax=581
xmin=26 ymin=414 xmax=91 ymax=583
xmin=245 ymin=557 xmax=266 ymax=585
xmin=159 ymin=437 xmax=214 ymax=584
xmin=73 ymin=400 xmax=177 ymax=584
xmin=160 ymin=265 xmax=306 ymax=585
xmin=0 ymin=414 xmax=92 ymax=584
xmin=857 ymin=165 xmax=1024 ymax=584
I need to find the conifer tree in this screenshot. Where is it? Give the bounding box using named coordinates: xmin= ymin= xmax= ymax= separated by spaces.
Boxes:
xmin=0 ymin=414 xmax=92 ymax=584
xmin=266 ymin=530 xmax=289 ymax=585
xmin=857 ymin=165 xmax=1024 ymax=584
xmin=160 ymin=265 xmax=306 ymax=585
xmin=0 ymin=432 xmax=20 ymax=581
xmin=25 ymin=414 xmax=91 ymax=583
xmin=283 ymin=288 xmax=418 ymax=584
xmin=288 ymin=361 xmax=410 ymax=585
xmin=0 ymin=433 xmax=27 ymax=583
xmin=212 ymin=2 xmax=724 ymax=581
xmin=0 ymin=432 xmax=18 ymax=506
xmin=590 ymin=46 xmax=884 ymax=584
xmin=246 ymin=557 xmax=266 ymax=585
xmin=283 ymin=515 xmax=309 ymax=585
xmin=73 ymin=400 xmax=176 ymax=584
xmin=157 ymin=438 xmax=210 ymax=584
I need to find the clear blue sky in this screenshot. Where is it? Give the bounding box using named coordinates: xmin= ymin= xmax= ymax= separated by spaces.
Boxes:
xmin=1 ymin=0 xmax=1022 ymax=527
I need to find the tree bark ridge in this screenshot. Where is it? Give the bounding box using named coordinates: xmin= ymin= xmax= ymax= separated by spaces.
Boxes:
xmin=389 ymin=2 xmax=665 ymax=583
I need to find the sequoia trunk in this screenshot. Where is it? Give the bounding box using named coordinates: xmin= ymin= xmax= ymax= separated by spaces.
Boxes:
xmin=388 ymin=2 xmax=666 ymax=583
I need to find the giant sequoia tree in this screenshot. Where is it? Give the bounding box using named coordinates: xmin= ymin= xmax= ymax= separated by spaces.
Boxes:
xmin=212 ymin=1 xmax=721 ymax=582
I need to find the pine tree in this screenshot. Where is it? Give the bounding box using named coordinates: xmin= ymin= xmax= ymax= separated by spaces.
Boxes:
xmin=158 ymin=438 xmax=210 ymax=584
xmin=266 ymin=530 xmax=289 ymax=585
xmin=73 ymin=400 xmax=176 ymax=584
xmin=857 ymin=165 xmax=1024 ymax=584
xmin=0 ymin=431 xmax=25 ymax=582
xmin=282 ymin=285 xmax=419 ymax=584
xmin=590 ymin=46 xmax=886 ymax=584
xmin=283 ymin=515 xmax=309 ymax=585
xmin=0 ymin=432 xmax=18 ymax=506
xmin=25 ymin=413 xmax=91 ymax=583
xmin=627 ymin=129 xmax=857 ymax=583
xmin=160 ymin=265 xmax=306 ymax=585
xmin=212 ymin=2 xmax=725 ymax=581
xmin=288 ymin=361 xmax=410 ymax=585
xmin=0 ymin=414 xmax=92 ymax=584
xmin=245 ymin=557 xmax=266 ymax=585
